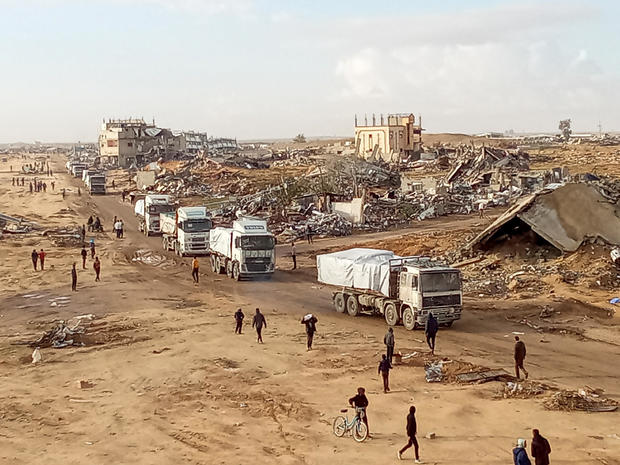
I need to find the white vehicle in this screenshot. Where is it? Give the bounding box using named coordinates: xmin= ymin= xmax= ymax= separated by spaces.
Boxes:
xmin=134 ymin=194 xmax=175 ymax=236
xmin=317 ymin=248 xmax=463 ymax=329
xmin=209 ymin=216 xmax=275 ymax=280
xmin=161 ymin=207 xmax=212 ymax=256
xmin=71 ymin=163 xmax=88 ymax=178
xmin=86 ymin=173 xmax=106 ymax=195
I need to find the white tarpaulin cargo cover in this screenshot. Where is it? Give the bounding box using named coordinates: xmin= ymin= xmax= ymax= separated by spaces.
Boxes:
xmin=209 ymin=227 xmax=233 ymax=257
xmin=317 ymin=248 xmax=399 ymax=296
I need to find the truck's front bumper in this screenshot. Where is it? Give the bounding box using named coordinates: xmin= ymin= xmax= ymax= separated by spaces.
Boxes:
xmin=415 ymin=306 xmax=462 ymax=325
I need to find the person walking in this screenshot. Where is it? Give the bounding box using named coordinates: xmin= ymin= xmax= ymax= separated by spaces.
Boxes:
xmin=90 ymin=239 xmax=96 ymax=259
xmin=348 ymin=387 xmax=370 ymax=436
xmin=384 ymin=327 xmax=395 ymax=363
xmin=305 ymin=224 xmax=313 ymax=244
xmin=291 ymin=242 xmax=297 ymax=270
xmin=425 ymin=312 xmax=438 ymax=355
xmin=119 ymin=219 xmax=124 ymax=238
xmin=71 ymin=263 xmax=78 ymax=291
xmin=398 ymin=406 xmax=421 ymax=462
xmin=378 ymin=354 xmax=392 ymax=393
xmin=513 ymin=438 xmax=532 ymax=465
xmin=80 ymin=246 xmax=88 ymax=269
xmin=479 ymin=199 xmax=487 ymax=218
xmin=531 ymin=429 xmax=551 ymax=465
xmin=514 ymin=336 xmax=529 ymax=379
xmin=122 ymin=190 xmax=126 ymax=202
xmin=301 ymin=314 xmax=318 ymax=350
xmin=114 ymin=219 xmax=121 ymax=239
xmin=252 ymin=308 xmax=267 ymax=343
xmin=31 ymin=249 xmax=39 ymax=270
xmin=87 ymin=215 xmax=93 ymax=232
xmin=38 ymin=249 xmax=46 ymax=270
xmin=29 ymin=182 xmax=33 ymax=193
xmin=234 ymin=308 xmax=245 ymax=334
xmin=192 ymin=257 xmax=200 ymax=284
xmin=80 ymin=224 xmax=86 ymax=242
xmin=51 ymin=181 xmax=55 ymax=191
xmin=93 ymin=256 xmax=101 ymax=281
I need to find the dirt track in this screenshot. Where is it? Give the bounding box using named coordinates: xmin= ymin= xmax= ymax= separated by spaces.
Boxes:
xmin=1 ymin=154 xmax=619 ymax=465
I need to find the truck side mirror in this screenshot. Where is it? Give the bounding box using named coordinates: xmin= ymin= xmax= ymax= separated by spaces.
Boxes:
xmin=235 ymin=238 xmax=240 ymax=247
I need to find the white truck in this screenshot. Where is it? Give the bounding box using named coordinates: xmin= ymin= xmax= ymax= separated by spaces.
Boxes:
xmin=209 ymin=216 xmax=276 ymax=280
xmin=161 ymin=207 xmax=212 ymax=256
xmin=86 ymin=173 xmax=106 ymax=195
xmin=134 ymin=194 xmax=175 ymax=236
xmin=317 ymin=248 xmax=463 ymax=330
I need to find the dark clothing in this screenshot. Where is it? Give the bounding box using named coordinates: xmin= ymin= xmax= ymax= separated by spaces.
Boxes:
xmin=234 ymin=310 xmax=244 ymax=334
xmin=302 ymin=316 xmax=317 ymax=334
xmin=384 ymin=330 xmax=395 ymax=362
xmin=381 ymin=372 xmax=390 ymax=392
xmin=252 ymin=313 xmax=266 ymax=342
xmin=348 ymin=393 xmax=368 ymax=409
xmin=426 ymin=333 xmax=436 ymax=352
xmin=399 ymin=436 xmax=419 ymax=460
xmin=94 ymin=261 xmax=101 ymax=281
xmin=399 ymin=412 xmax=419 ymax=459
xmin=531 ymin=435 xmax=551 ymax=465
xmin=513 ymin=447 xmax=532 ymax=465
xmin=378 ymin=359 xmax=392 ymax=392
xmin=31 ymin=251 xmax=38 ymax=270
xmin=71 ymin=269 xmax=77 ymax=291
xmin=292 ymin=255 xmax=297 ymax=270
xmin=192 ymin=268 xmax=199 ymax=283
xmin=90 ymin=244 xmax=95 ymax=258
xmin=307 ymin=332 xmax=314 ymax=350
xmin=425 ymin=314 xmax=438 ymax=336
xmin=515 ymin=341 xmax=527 ymax=361
xmin=386 ymin=344 xmax=394 ymax=363
xmin=81 ymin=249 xmax=87 ymax=269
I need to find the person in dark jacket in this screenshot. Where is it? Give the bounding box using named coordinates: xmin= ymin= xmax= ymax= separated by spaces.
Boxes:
xmin=384 ymin=327 xmax=395 ymax=363
xmin=80 ymin=246 xmax=88 ymax=269
xmin=234 ymin=309 xmax=244 ymax=334
xmin=31 ymin=249 xmax=39 ymax=270
xmin=531 ymin=429 xmax=551 ymax=465
xmin=93 ymin=256 xmax=101 ymax=281
xmin=425 ymin=312 xmax=439 ymax=355
xmin=514 ymin=438 xmax=532 ymax=465
xmin=514 ymin=336 xmax=529 ymax=379
xmin=378 ymin=354 xmax=392 ymax=393
xmin=348 ymin=387 xmax=369 ymax=435
xmin=252 ymin=308 xmax=266 ymax=343
xmin=71 ymin=263 xmax=78 ymax=291
xmin=398 ymin=406 xmax=421 ymax=462
xmin=301 ymin=314 xmax=318 ymax=350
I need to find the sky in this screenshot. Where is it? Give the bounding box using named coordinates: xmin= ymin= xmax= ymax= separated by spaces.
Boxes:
xmin=0 ymin=0 xmax=619 ymax=142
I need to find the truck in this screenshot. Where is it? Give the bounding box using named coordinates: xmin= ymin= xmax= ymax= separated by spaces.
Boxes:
xmin=209 ymin=216 xmax=276 ymax=280
xmin=71 ymin=163 xmax=88 ymax=178
xmin=161 ymin=207 xmax=212 ymax=256
xmin=86 ymin=173 xmax=107 ymax=195
xmin=317 ymin=248 xmax=463 ymax=330
xmin=134 ymin=194 xmax=175 ymax=236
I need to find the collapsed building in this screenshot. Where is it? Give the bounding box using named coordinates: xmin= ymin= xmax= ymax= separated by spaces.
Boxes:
xmin=355 ymin=113 xmax=423 ymax=164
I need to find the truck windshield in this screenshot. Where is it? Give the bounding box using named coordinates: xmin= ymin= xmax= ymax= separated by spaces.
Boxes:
xmin=240 ymin=236 xmax=275 ymax=250
xmin=421 ymin=272 xmax=460 ymax=292
xmin=182 ymin=219 xmax=212 ymax=232
xmin=148 ymin=204 xmax=175 ymax=214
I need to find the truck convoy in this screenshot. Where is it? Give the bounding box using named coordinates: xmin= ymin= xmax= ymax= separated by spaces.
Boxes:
xmin=317 ymin=248 xmax=463 ymax=330
xmin=209 ymin=216 xmax=276 ymax=280
xmin=161 ymin=207 xmax=212 ymax=256
xmin=134 ymin=194 xmax=175 ymax=236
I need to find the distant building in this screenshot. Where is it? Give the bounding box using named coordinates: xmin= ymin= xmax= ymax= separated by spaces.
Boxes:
xmin=98 ymin=118 xmax=155 ymax=168
xmin=180 ymin=131 xmax=209 ymax=154
xmin=354 ymin=113 xmax=423 ymax=163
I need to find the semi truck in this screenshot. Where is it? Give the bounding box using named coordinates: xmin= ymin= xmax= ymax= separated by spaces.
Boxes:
xmin=134 ymin=194 xmax=175 ymax=236
xmin=209 ymin=216 xmax=276 ymax=280
xmin=86 ymin=173 xmax=106 ymax=195
xmin=161 ymin=207 xmax=212 ymax=256
xmin=317 ymin=248 xmax=463 ymax=330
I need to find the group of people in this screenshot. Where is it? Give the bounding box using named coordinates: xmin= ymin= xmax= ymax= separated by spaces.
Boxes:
xmin=513 ymin=430 xmax=552 ymax=465
xmin=12 ymin=176 xmax=55 ymax=193
xmin=113 ymin=217 xmax=124 ymax=239
xmin=30 ymin=249 xmax=46 ymax=271
xmin=87 ymin=215 xmax=103 ymax=233
xmin=233 ymin=308 xmax=268 ymax=343
xmin=121 ymin=190 xmax=136 ymax=204
xmin=73 ymin=243 xmax=101 ymax=290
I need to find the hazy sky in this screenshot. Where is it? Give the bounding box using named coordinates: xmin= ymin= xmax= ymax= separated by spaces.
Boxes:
xmin=0 ymin=0 xmax=618 ymax=142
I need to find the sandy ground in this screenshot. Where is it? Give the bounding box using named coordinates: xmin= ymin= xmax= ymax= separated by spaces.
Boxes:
xmin=1 ymin=154 xmax=620 ymax=465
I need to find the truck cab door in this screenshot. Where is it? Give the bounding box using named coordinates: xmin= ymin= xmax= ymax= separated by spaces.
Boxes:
xmin=399 ymin=272 xmax=412 ymax=303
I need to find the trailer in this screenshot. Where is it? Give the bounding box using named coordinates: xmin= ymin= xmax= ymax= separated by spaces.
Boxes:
xmin=317 ymin=248 xmax=463 ymax=329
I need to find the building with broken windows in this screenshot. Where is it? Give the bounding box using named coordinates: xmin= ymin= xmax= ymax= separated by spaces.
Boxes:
xmin=354 ymin=113 xmax=423 ymax=164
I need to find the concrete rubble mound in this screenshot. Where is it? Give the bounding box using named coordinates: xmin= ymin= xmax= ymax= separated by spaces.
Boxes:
xmin=543 ymin=387 xmax=618 ymax=412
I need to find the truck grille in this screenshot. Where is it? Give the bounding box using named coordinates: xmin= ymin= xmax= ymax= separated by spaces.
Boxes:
xmin=245 ymin=258 xmax=270 ymax=272
xmin=422 ymin=294 xmax=461 ymax=307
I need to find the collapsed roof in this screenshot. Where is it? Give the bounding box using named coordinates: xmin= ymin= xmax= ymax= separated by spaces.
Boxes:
xmin=467 ymin=183 xmax=620 ymax=252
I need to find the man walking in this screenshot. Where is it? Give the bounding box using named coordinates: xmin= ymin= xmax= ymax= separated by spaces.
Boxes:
xmin=38 ymin=249 xmax=46 ymax=270
xmin=80 ymin=224 xmax=86 ymax=242
xmin=192 ymin=257 xmax=200 ymax=284
xmin=71 ymin=263 xmax=78 ymax=291
xmin=378 ymin=354 xmax=392 ymax=393
xmin=398 ymin=406 xmax=421 ymax=462
xmin=234 ymin=308 xmax=245 ymax=334
xmin=252 ymin=308 xmax=267 ymax=343
xmin=348 ymin=387 xmax=369 ymax=436
xmin=514 ymin=336 xmax=529 ymax=379
xmin=291 ymin=242 xmax=297 ymax=270
xmin=305 ymin=224 xmax=313 ymax=244
xmin=80 ymin=246 xmax=88 ymax=269
xmin=384 ymin=327 xmax=395 ymax=363
xmin=31 ymin=249 xmax=39 ymax=270
xmin=301 ymin=314 xmax=318 ymax=350
xmin=531 ymin=429 xmax=551 ymax=465
xmin=90 ymin=239 xmax=96 ymax=258
xmin=93 ymin=256 xmax=101 ymax=281
xmin=425 ymin=312 xmax=438 ymax=355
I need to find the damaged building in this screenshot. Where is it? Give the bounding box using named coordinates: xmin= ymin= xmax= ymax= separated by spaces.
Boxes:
xmin=355 ymin=113 xmax=423 ymax=164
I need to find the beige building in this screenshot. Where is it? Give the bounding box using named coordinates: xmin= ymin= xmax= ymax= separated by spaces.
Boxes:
xmin=354 ymin=113 xmax=423 ymax=163
xmin=99 ymin=118 xmax=153 ymax=168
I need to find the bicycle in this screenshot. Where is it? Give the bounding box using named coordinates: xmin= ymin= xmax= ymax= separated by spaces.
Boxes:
xmin=332 ymin=407 xmax=368 ymax=442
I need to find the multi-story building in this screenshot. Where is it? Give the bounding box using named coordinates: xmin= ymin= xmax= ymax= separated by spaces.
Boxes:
xmin=180 ymin=131 xmax=209 ymax=154
xmin=98 ymin=118 xmax=154 ymax=168
xmin=354 ymin=113 xmax=423 ymax=163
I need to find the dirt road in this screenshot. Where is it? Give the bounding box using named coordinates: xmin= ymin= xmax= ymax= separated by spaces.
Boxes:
xmin=1 ymin=154 xmax=619 ymax=465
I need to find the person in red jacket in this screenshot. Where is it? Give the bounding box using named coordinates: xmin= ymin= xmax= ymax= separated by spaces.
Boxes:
xmin=38 ymin=249 xmax=46 ymax=270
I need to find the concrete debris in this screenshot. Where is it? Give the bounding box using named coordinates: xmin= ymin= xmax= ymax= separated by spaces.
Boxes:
xmin=277 ymin=212 xmax=353 ymax=241
xmin=543 ymin=386 xmax=618 ymax=412
xmin=425 ymin=361 xmax=444 ymax=382
xmin=27 ymin=316 xmax=94 ymax=348
xmin=501 ymin=381 xmax=547 ymax=398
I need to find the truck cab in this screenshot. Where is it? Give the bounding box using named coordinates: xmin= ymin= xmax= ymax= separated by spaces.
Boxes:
xmin=394 ymin=260 xmax=462 ymax=329
xmin=161 ymin=206 xmax=212 ymax=256
xmin=136 ymin=195 xmax=175 ymax=235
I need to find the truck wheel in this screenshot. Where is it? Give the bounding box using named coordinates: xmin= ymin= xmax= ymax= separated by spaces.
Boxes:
xmin=232 ymin=262 xmax=240 ymax=281
xmin=402 ymin=307 xmax=416 ymax=330
xmin=226 ymin=260 xmax=233 ymax=278
xmin=346 ymin=295 xmax=359 ymax=317
xmin=333 ymin=293 xmax=346 ymax=313
xmin=384 ymin=303 xmax=399 ymax=326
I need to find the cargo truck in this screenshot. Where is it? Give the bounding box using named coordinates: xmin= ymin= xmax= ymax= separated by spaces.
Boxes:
xmin=86 ymin=173 xmax=106 ymax=195
xmin=317 ymin=248 xmax=462 ymax=330
xmin=161 ymin=207 xmax=212 ymax=256
xmin=134 ymin=194 xmax=175 ymax=236
xmin=209 ymin=216 xmax=275 ymax=280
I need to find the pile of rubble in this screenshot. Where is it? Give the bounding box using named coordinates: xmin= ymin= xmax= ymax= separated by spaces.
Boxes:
xmin=42 ymin=225 xmax=83 ymax=247
xmin=543 ymin=386 xmax=618 ymax=412
xmin=276 ymin=212 xmax=353 ymax=242
xmin=27 ymin=314 xmax=95 ymax=348
xmin=446 ymin=146 xmax=529 ymax=186
xmin=500 ymin=381 xmax=548 ymax=399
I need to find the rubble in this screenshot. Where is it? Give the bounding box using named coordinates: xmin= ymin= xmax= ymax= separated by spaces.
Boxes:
xmin=25 ymin=315 xmax=95 ymax=349
xmin=543 ymin=387 xmax=618 ymax=412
